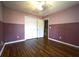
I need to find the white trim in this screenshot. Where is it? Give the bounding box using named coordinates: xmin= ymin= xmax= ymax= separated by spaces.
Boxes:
xmin=48 ymin=20 xmax=49 ymax=38
xmin=0 ymin=39 xmax=27 ymax=56
xmin=48 ymin=38 xmax=79 ymax=49
xmin=5 ymin=39 xmax=26 ymax=45
xmin=0 ymin=38 xmax=79 ymax=56
xmin=0 ymin=44 xmax=6 ymax=56
xmin=0 ymin=38 xmax=43 ymax=56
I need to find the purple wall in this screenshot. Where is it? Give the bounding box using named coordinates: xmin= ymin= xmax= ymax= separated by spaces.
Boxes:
xmin=0 ymin=2 xmax=4 ymax=51
xmin=4 ymin=23 xmax=24 ymax=42
xmin=48 ymin=4 xmax=79 ymax=46
xmin=0 ymin=21 xmax=3 ymax=51
xmin=3 ymin=6 xmax=25 ymax=42
xmin=49 ymin=23 xmax=79 ymax=46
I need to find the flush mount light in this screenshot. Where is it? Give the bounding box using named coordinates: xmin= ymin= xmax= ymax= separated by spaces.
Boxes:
xmin=36 ymin=1 xmax=45 ymax=10
xmin=29 ymin=1 xmax=54 ymax=11
xmin=30 ymin=1 xmax=45 ymax=11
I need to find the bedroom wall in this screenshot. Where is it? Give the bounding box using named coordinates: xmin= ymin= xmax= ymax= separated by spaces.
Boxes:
xmin=47 ymin=4 xmax=79 ymax=46
xmin=3 ymin=6 xmax=42 ymax=42
xmin=3 ymin=7 xmax=25 ymax=42
xmin=0 ymin=2 xmax=4 ymax=51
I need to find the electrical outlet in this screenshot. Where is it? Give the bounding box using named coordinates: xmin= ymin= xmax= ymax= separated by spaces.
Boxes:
xmin=0 ymin=41 xmax=3 ymax=45
xmin=17 ymin=36 xmax=20 ymax=38
xmin=59 ymin=36 xmax=62 ymax=39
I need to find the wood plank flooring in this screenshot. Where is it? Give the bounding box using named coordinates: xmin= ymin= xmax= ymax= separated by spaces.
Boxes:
xmin=1 ymin=38 xmax=79 ymax=57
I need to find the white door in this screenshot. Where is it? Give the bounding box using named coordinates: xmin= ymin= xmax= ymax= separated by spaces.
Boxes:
xmin=25 ymin=16 xmax=44 ymax=40
xmin=25 ymin=16 xmax=37 ymax=39
xmin=37 ymin=20 xmax=44 ymax=38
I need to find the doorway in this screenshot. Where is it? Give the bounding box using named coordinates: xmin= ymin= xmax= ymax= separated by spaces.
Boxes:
xmin=44 ymin=20 xmax=48 ymax=38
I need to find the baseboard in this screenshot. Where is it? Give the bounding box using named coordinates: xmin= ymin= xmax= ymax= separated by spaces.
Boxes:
xmin=0 ymin=43 xmax=6 ymax=56
xmin=5 ymin=37 xmax=44 ymax=45
xmin=0 ymin=37 xmax=43 ymax=55
xmin=1 ymin=38 xmax=79 ymax=56
xmin=0 ymin=39 xmax=26 ymax=56
xmin=5 ymin=39 xmax=26 ymax=45
xmin=48 ymin=38 xmax=79 ymax=49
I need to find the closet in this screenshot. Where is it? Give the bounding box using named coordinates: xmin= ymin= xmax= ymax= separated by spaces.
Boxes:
xmin=25 ymin=16 xmax=44 ymax=39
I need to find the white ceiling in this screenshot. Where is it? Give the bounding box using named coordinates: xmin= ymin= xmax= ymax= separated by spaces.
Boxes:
xmin=3 ymin=1 xmax=79 ymax=17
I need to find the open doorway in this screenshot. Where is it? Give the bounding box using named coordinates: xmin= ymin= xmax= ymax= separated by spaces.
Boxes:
xmin=44 ymin=20 xmax=48 ymax=39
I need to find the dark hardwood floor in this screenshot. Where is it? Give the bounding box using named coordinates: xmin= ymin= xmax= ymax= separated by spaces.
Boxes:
xmin=1 ymin=38 xmax=79 ymax=57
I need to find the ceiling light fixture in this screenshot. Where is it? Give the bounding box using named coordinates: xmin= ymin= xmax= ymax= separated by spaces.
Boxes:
xmin=30 ymin=1 xmax=54 ymax=11
xmin=30 ymin=1 xmax=45 ymax=11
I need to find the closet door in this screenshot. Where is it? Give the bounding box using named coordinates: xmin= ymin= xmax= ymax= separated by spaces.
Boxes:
xmin=37 ymin=20 xmax=44 ymax=38
xmin=25 ymin=16 xmax=37 ymax=39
